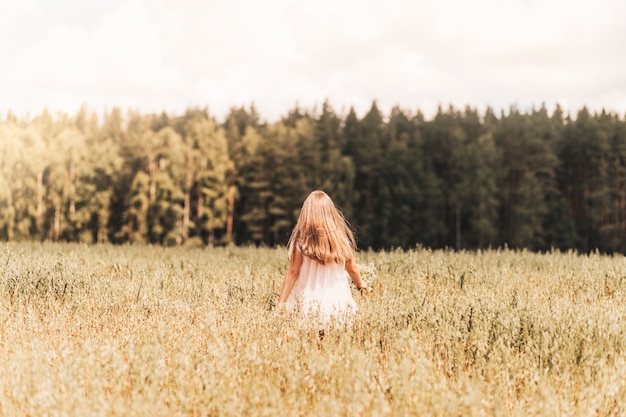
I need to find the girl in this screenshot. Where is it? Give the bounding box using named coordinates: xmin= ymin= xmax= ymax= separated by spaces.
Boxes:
xmin=277 ymin=190 xmax=371 ymax=325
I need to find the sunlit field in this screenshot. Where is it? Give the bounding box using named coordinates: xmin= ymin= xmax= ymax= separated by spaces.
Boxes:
xmin=1 ymin=243 xmax=625 ymax=416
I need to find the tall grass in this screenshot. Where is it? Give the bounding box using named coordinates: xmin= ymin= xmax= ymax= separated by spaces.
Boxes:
xmin=0 ymin=243 xmax=625 ymax=416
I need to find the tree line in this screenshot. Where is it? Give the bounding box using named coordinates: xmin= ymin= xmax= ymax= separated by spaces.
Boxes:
xmin=1 ymin=101 xmax=625 ymax=252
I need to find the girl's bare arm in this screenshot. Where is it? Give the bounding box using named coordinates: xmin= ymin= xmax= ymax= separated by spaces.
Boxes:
xmin=278 ymin=250 xmax=303 ymax=304
xmin=346 ymin=258 xmax=368 ymax=289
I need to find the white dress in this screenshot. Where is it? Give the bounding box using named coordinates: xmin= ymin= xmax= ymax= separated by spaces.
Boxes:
xmin=285 ymin=255 xmax=357 ymax=326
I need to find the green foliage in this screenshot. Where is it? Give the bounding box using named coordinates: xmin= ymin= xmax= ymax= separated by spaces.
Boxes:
xmin=0 ymin=103 xmax=626 ymax=251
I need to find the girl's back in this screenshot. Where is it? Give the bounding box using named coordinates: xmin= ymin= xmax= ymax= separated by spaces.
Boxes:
xmin=285 ymin=256 xmax=356 ymax=324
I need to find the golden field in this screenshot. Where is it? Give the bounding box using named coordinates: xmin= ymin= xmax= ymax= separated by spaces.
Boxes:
xmin=0 ymin=243 xmax=625 ymax=416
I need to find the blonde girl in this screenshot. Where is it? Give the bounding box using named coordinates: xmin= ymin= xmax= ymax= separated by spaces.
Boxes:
xmin=278 ymin=190 xmax=370 ymax=325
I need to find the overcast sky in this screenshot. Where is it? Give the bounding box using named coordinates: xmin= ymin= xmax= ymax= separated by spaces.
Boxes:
xmin=1 ymin=0 xmax=625 ymax=122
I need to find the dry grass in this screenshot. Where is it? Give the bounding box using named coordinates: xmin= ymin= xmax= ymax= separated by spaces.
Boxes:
xmin=1 ymin=243 xmax=625 ymax=416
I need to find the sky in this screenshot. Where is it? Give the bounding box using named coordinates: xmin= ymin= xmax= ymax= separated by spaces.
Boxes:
xmin=1 ymin=0 xmax=625 ymax=122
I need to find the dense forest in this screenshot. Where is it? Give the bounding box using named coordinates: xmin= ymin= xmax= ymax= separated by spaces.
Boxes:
xmin=0 ymin=101 xmax=625 ymax=252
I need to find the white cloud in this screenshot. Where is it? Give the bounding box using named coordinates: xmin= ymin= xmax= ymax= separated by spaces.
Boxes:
xmin=13 ymin=25 xmax=96 ymax=87
xmin=1 ymin=0 xmax=625 ymax=121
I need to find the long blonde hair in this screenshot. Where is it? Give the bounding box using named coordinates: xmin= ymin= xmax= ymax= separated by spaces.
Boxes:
xmin=287 ymin=190 xmax=357 ymax=265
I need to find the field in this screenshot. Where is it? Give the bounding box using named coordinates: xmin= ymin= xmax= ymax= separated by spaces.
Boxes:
xmin=1 ymin=243 xmax=625 ymax=416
